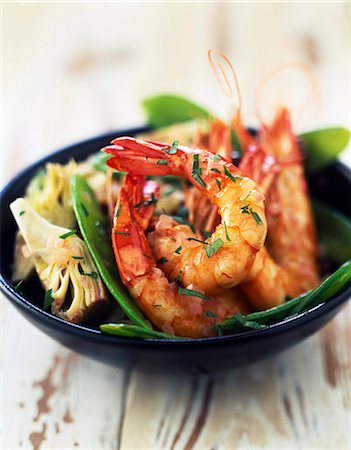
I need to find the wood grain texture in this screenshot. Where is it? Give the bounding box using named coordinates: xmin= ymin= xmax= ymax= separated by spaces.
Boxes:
xmin=1 ymin=3 xmax=350 ymax=449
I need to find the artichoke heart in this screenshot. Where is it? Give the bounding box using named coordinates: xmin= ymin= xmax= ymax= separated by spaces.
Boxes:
xmin=10 ymin=198 xmax=109 ymax=323
xmin=26 ymin=161 xmax=77 ymax=228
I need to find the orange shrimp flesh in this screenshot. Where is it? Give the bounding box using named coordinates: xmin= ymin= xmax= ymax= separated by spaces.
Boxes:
xmin=112 ymin=173 xmax=248 ymax=338
xmin=259 ymin=107 xmax=320 ymax=294
xmin=103 ymin=137 xmax=267 ymax=296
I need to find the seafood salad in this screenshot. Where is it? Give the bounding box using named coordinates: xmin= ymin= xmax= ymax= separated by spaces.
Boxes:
xmin=10 ymin=54 xmax=351 ymax=339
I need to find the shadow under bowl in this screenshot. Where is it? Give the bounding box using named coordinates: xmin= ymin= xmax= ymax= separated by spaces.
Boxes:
xmin=1 ymin=127 xmax=350 ymax=373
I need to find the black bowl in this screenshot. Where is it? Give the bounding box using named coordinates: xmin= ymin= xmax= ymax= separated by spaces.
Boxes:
xmin=1 ymin=128 xmax=350 ymax=373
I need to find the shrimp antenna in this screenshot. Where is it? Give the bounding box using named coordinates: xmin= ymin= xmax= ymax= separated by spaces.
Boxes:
xmin=207 ymin=49 xmax=242 ymax=116
xmin=254 ymin=62 xmax=320 ymax=125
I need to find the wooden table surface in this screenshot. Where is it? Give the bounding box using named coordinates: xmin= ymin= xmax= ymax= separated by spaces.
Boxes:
xmin=1 ymin=3 xmax=350 ymax=449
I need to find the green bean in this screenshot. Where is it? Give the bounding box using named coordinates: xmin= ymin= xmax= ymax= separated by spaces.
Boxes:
xmin=71 ymin=175 xmax=151 ymax=329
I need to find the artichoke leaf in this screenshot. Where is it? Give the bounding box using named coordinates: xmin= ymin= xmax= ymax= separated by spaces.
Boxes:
xmin=10 ymin=198 xmax=109 ymax=323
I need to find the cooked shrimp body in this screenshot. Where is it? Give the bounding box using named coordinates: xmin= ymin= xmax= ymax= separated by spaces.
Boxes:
xmin=103 ymin=137 xmax=267 ymax=295
xmin=112 ymin=173 xmax=248 ymax=338
xmin=260 ymin=107 xmax=320 ymax=294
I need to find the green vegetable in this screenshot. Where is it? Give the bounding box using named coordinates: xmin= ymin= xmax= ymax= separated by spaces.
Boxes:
xmin=43 ymin=289 xmax=53 ymax=310
xmin=177 ymin=286 xmax=208 ymax=299
xmin=142 ymin=94 xmax=211 ymax=129
xmin=205 ymin=238 xmax=224 ymax=258
xmin=91 ymin=152 xmax=110 ymax=173
xmin=299 ymin=127 xmax=350 ymax=174
xmin=59 ymin=229 xmax=77 ymax=239
xmin=100 ymin=323 xmax=185 ymax=340
xmin=313 ymin=200 xmax=351 ymax=264
xmin=220 ymin=260 xmax=351 ymax=332
xmin=71 ymin=175 xmax=151 ymax=329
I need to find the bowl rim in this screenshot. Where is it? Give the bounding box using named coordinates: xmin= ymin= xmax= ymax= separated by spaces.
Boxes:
xmin=1 ymin=128 xmax=350 ymax=347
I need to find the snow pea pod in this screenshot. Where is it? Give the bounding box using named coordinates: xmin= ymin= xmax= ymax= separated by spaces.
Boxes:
xmin=100 ymin=323 xmax=186 ymax=340
xmin=220 ymin=260 xmax=351 ymax=333
xmin=313 ymin=200 xmax=351 ymax=264
xmin=142 ymin=94 xmax=211 ymax=129
xmin=71 ymin=175 xmax=151 ymax=329
xmin=299 ymin=127 xmax=350 ymax=174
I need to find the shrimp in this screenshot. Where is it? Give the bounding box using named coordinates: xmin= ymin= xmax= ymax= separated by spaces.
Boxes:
xmin=103 ymin=137 xmax=267 ymax=295
xmin=112 ymin=173 xmax=249 ymax=338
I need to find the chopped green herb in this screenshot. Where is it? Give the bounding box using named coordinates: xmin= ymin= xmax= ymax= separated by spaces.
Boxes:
xmin=205 ymin=238 xmax=224 ymax=258
xmin=19 ymin=210 xmax=26 ymax=216
xmin=143 ymin=253 xmax=152 ymax=260
xmin=72 ymin=256 xmax=84 ymax=260
xmin=203 ymin=311 xmax=218 ymax=318
xmin=215 ymin=179 xmax=221 ymax=190
xmin=156 ymin=159 xmax=168 ymax=165
xmin=164 ymin=140 xmax=179 ymax=155
xmin=203 ymin=230 xmax=212 ymax=239
xmin=211 ymin=168 xmax=221 ymax=174
xmin=59 ymin=229 xmax=77 ymax=239
xmin=192 ymin=172 xmax=207 ymax=188
xmin=157 ymin=257 xmax=168 ymax=264
xmin=82 ymin=271 xmax=99 ymax=279
xmin=250 ymin=210 xmax=263 ymax=225
xmin=192 ymin=154 xmax=207 ymax=188
xmin=213 ymin=154 xmax=221 ymax=161
xmin=154 ymin=304 xmax=162 ymax=308
xmin=224 ymin=221 xmax=231 ymax=241
xmin=115 ymin=204 xmax=121 ymax=217
xmin=81 ymin=203 xmax=90 ymax=217
xmin=178 ymin=286 xmax=208 ymax=299
xmin=240 ymin=204 xmax=263 ymax=225
xmin=224 ymin=166 xmax=241 ymax=183
xmin=113 ymin=231 xmax=130 ymax=236
xmin=175 ymin=245 xmax=182 ymax=254
xmin=174 ymin=270 xmax=183 ymax=284
xmin=43 ymin=289 xmax=53 ymax=310
xmin=240 ymin=191 xmax=252 ymax=205
xmin=14 ymin=280 xmax=23 ymax=292
xmin=214 ymin=324 xmax=223 ymax=336
xmin=186 ymin=237 xmax=209 ymax=245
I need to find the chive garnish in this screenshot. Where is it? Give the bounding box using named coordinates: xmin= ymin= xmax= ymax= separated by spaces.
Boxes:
xmin=154 ymin=304 xmax=162 ymax=308
xmin=43 ymin=289 xmax=53 ymax=310
xmin=81 ymin=203 xmax=90 ymax=217
xmin=164 ymin=140 xmax=178 ymax=155
xmin=213 ymin=154 xmax=221 ymax=161
xmin=115 ymin=204 xmax=121 ymax=217
xmin=214 ymin=324 xmax=223 ymax=336
xmin=174 ymin=270 xmax=183 ymax=284
xmin=59 ymin=229 xmax=77 ymax=239
xmin=157 ymin=257 xmax=168 ymax=264
xmin=143 ymin=253 xmax=152 ymax=260
xmin=113 ymin=231 xmax=130 ymax=236
xmin=178 ymin=286 xmax=208 ymax=299
xmin=211 ymin=168 xmax=221 ymax=174
xmin=156 ymin=159 xmax=168 ymax=165
xmin=192 ymin=154 xmax=207 ymax=188
xmin=72 ymin=256 xmax=84 ymax=260
xmin=203 ymin=311 xmax=217 ymax=318
xmin=203 ymin=230 xmax=212 ymax=239
xmin=240 ymin=204 xmax=263 ymax=225
xmin=215 ymin=179 xmax=221 ymax=190
xmin=14 ymin=280 xmax=23 ymax=292
xmin=224 ymin=221 xmax=231 ymax=241
xmin=82 ymin=271 xmax=99 ymax=279
xmin=224 ymin=166 xmax=242 ymax=183
xmin=251 ymin=210 xmax=263 ymax=225
xmin=19 ymin=210 xmax=26 ymax=216
xmin=134 ymin=193 xmax=158 ymax=208
xmin=186 ymin=237 xmax=210 ymax=245
xmin=175 ymin=245 xmax=182 ymax=254
xmin=205 ymin=238 xmax=224 ymax=258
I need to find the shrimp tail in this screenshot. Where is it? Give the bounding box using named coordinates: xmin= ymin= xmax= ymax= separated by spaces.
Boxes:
xmin=103 ymin=138 xmax=182 ymax=176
